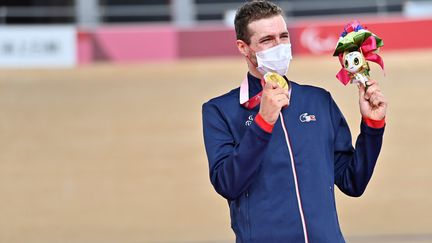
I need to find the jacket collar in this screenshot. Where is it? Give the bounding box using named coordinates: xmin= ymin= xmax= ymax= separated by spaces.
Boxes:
xmin=239 ymin=72 xmax=263 ymax=105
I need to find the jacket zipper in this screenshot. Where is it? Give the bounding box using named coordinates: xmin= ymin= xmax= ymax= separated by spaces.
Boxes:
xmin=280 ymin=113 xmax=309 ymax=243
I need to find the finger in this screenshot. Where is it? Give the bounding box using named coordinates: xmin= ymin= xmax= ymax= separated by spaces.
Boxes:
xmin=274 ymin=93 xmax=289 ymax=101
xmin=264 ymin=81 xmax=279 ymax=90
xmin=369 ymin=92 xmax=385 ymax=106
xmin=358 ymin=83 xmax=366 ymax=100
xmin=278 ymin=96 xmax=290 ymax=107
xmin=364 ymin=79 xmax=381 ymax=97
xmin=370 ymin=93 xmax=387 ymax=108
xmin=364 ymin=84 xmax=381 ymax=100
xmin=281 ymin=99 xmax=290 ymax=108
xmin=272 ymin=86 xmax=288 ymax=96
xmin=365 ymin=79 xmax=378 ymax=86
xmin=274 ymin=93 xmax=289 ymax=104
xmin=265 ymin=86 xmax=286 ymax=99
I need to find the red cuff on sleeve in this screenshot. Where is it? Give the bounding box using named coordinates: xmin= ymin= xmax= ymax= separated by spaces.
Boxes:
xmin=363 ymin=116 xmax=386 ymax=129
xmin=255 ymin=113 xmax=274 ymax=133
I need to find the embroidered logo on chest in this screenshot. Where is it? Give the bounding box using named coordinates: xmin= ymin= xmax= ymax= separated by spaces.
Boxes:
xmin=299 ymin=113 xmax=317 ymax=123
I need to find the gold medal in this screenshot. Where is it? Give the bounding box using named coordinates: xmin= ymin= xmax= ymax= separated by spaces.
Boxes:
xmin=264 ymin=72 xmax=289 ymax=90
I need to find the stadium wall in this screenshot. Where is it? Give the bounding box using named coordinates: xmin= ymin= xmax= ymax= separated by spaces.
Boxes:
xmin=75 ymin=16 xmax=432 ymax=64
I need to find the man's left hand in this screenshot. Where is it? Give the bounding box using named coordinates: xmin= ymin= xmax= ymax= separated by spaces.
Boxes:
xmin=358 ymin=79 xmax=388 ymax=120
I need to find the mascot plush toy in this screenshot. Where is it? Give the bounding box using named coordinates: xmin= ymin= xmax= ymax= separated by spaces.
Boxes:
xmin=333 ymin=20 xmax=384 ymax=87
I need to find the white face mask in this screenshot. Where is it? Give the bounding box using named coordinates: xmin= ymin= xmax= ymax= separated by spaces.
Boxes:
xmin=255 ymin=43 xmax=292 ymax=76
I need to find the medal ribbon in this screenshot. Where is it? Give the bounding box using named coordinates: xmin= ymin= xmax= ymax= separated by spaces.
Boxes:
xmin=239 ymin=76 xmax=265 ymax=110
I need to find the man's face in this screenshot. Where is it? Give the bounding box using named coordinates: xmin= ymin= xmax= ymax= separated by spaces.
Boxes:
xmin=247 ymin=15 xmax=290 ymax=57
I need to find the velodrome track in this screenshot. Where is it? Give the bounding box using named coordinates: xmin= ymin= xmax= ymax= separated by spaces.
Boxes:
xmin=0 ymin=49 xmax=431 ymax=242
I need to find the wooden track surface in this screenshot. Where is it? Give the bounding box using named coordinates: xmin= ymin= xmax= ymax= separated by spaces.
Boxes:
xmin=0 ymin=50 xmax=431 ymax=242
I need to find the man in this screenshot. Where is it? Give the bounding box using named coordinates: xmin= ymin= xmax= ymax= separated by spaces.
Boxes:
xmin=202 ymin=1 xmax=387 ymax=242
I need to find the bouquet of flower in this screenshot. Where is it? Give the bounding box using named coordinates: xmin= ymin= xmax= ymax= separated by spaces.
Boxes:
xmin=333 ymin=20 xmax=384 ymax=86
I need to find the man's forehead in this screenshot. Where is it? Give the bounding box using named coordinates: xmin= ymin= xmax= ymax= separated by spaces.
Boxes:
xmin=248 ymin=15 xmax=288 ymax=38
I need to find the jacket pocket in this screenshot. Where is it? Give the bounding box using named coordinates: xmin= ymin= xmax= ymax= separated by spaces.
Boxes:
xmin=234 ymin=191 xmax=252 ymax=242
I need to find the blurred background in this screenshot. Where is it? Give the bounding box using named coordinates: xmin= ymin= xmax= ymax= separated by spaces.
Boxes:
xmin=1 ymin=0 xmax=432 ymax=242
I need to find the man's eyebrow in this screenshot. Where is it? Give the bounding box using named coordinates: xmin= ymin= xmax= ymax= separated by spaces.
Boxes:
xmin=258 ymin=32 xmax=290 ymax=42
xmin=258 ymin=35 xmax=274 ymax=42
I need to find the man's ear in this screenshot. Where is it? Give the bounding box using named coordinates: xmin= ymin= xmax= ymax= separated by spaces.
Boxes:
xmin=236 ymin=39 xmax=249 ymax=57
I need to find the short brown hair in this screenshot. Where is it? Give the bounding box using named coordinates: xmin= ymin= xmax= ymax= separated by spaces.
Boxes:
xmin=234 ymin=0 xmax=284 ymax=44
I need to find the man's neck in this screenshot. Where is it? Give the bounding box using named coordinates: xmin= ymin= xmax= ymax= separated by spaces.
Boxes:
xmin=247 ymin=61 xmax=263 ymax=80
xmin=249 ymin=69 xmax=263 ymax=80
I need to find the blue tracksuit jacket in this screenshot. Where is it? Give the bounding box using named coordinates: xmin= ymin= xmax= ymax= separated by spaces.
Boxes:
xmin=202 ymin=73 xmax=385 ymax=242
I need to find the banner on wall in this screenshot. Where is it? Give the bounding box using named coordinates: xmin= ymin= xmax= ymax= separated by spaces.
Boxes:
xmin=289 ymin=17 xmax=432 ymax=56
xmin=0 ymin=26 xmax=76 ymax=68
